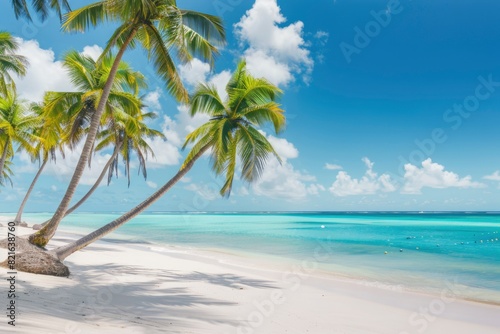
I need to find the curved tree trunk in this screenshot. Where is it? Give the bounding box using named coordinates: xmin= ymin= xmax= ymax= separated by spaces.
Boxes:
xmin=65 ymin=140 xmax=123 ymax=217
xmin=15 ymin=157 xmax=48 ymax=223
xmin=36 ymin=141 xmax=123 ymax=228
xmin=29 ymin=29 xmax=138 ymax=247
xmin=0 ymin=138 xmax=11 ymax=183
xmin=54 ymin=145 xmax=209 ymax=260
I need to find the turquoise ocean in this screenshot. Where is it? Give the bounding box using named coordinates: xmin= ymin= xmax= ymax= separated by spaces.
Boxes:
xmin=17 ymin=212 xmax=500 ymax=303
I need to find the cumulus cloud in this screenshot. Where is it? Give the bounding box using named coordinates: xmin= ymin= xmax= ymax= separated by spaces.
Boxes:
xmin=13 ymin=38 xmax=76 ymax=102
xmin=325 ymin=163 xmax=343 ymax=170
xmin=235 ymin=0 xmax=314 ymax=86
xmin=209 ymin=70 xmax=232 ymax=100
xmin=266 ymin=135 xmax=299 ymax=159
xmin=250 ymin=134 xmax=323 ymax=200
xmin=179 ymin=58 xmax=211 ymax=87
xmin=143 ymin=89 xmax=162 ymax=111
xmin=81 ymin=45 xmax=104 ymax=60
xmin=178 ymin=57 xmax=232 ymax=101
xmin=483 ymin=171 xmax=500 ymax=181
xmin=402 ymin=159 xmax=485 ymax=194
xmin=329 ymin=157 xmax=396 ymax=196
xmin=143 ymin=90 xmax=211 ymax=168
xmin=21 ymin=142 xmax=114 ymax=186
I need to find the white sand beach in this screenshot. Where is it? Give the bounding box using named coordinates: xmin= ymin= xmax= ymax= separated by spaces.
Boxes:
xmin=1 ymin=219 xmax=499 ymax=334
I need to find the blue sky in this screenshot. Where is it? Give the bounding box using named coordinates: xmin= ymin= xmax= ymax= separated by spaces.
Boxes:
xmin=1 ymin=0 xmax=500 ymax=213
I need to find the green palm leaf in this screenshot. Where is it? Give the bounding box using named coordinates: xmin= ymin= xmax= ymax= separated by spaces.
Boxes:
xmin=183 ymin=60 xmax=286 ymax=196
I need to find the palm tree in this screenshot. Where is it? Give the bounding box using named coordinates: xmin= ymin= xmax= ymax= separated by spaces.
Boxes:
xmin=63 ymin=109 xmax=165 ymax=217
xmin=53 ymin=60 xmax=285 ymax=261
xmin=26 ymin=50 xmax=145 ymax=225
xmin=0 ymin=155 xmax=14 ymax=187
xmin=10 ymin=0 xmax=71 ymax=22
xmin=14 ymin=100 xmax=65 ymax=224
xmin=29 ymin=0 xmax=225 ymax=247
xmin=0 ymin=31 xmax=28 ymax=96
xmin=99 ymin=109 xmax=164 ymax=187
xmin=52 ymin=50 xmax=146 ymax=148
xmin=0 ymin=84 xmax=40 ymax=184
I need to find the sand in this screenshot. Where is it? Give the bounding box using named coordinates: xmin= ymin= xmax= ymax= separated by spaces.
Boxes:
xmin=0 ymin=218 xmax=499 ymax=334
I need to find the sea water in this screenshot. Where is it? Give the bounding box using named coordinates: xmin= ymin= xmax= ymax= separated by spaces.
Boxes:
xmin=18 ymin=212 xmax=500 ymax=303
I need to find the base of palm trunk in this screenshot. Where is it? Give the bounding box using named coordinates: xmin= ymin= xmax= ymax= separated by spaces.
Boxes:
xmin=0 ymin=238 xmax=70 ymax=277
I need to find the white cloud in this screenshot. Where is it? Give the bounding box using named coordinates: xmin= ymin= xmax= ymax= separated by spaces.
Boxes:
xmin=307 ymin=183 xmax=326 ymax=195
xmin=145 ymin=116 xmax=183 ymax=168
xmin=38 ymin=142 xmax=113 ymax=186
xmin=266 ymin=135 xmax=299 ymax=159
xmin=185 ymin=183 xmax=219 ymax=201
xmin=243 ymin=50 xmax=293 ymax=87
xmin=325 ymin=163 xmax=343 ymax=170
xmin=209 ymin=70 xmax=232 ymax=101
xmin=314 ymin=31 xmax=329 ymax=40
xmin=81 ymin=45 xmax=103 ymax=60
xmin=402 ymin=159 xmax=485 ymax=194
xmin=143 ymin=89 xmax=162 ymax=111
xmin=13 ymin=38 xmax=76 ymax=102
xmin=235 ymin=0 xmax=314 ymax=86
xmin=252 ymin=158 xmax=321 ymax=200
xmin=329 ymin=158 xmax=397 ymax=196
xmin=146 ymin=181 xmax=158 ymax=189
xmin=179 ymin=57 xmax=232 ymax=100
xmin=483 ymin=171 xmax=500 ymax=181
xmin=143 ymin=96 xmax=210 ymax=168
xmin=250 ymin=134 xmax=323 ymax=200
xmin=179 ymin=58 xmax=211 ymax=87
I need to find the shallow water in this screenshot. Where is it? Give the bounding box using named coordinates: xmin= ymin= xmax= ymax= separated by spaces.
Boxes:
xmin=18 ymin=211 xmax=500 ymax=303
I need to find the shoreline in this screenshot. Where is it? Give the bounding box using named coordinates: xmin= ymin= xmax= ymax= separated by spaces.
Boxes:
xmin=1 ymin=219 xmax=500 ymax=333
xmin=3 ymin=214 xmax=500 ymax=306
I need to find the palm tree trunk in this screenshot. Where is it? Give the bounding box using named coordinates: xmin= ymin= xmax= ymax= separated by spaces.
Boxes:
xmin=0 ymin=138 xmax=10 ymax=182
xmin=28 ymin=29 xmax=138 ymax=247
xmin=65 ymin=140 xmax=123 ymax=216
xmin=54 ymin=145 xmax=209 ymax=260
xmin=14 ymin=157 xmax=48 ymax=223
xmin=36 ymin=141 xmax=123 ymax=228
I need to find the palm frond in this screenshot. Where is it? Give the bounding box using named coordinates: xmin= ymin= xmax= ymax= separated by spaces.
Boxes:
xmin=189 ymin=83 xmax=225 ymax=116
xmin=62 ymin=1 xmax=110 ymax=33
xmin=140 ymin=23 xmax=188 ymax=102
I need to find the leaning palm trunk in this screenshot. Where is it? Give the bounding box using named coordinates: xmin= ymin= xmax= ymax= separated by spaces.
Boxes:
xmin=29 ymin=29 xmax=138 ymax=247
xmin=54 ymin=145 xmax=209 ymax=260
xmin=65 ymin=141 xmax=123 ymax=217
xmin=0 ymin=139 xmax=10 ymax=182
xmin=14 ymin=158 xmax=48 ymax=223
xmin=37 ymin=141 xmax=123 ymax=228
